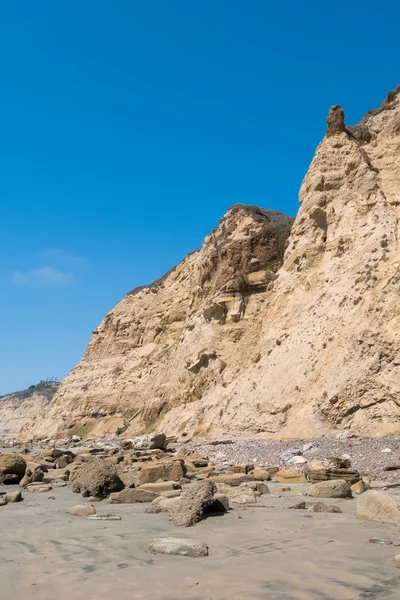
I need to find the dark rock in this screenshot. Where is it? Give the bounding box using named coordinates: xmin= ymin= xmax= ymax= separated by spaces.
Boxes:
xmin=326 ymin=105 xmax=346 ymax=137
xmin=170 ymin=480 xmax=216 ymax=527
xmin=71 ymin=458 xmax=124 ymax=499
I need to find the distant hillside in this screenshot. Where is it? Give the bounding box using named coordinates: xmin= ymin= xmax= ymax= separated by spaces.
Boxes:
xmin=0 ymin=380 xmax=60 ymax=403
xmin=0 ymin=380 xmax=60 ymax=441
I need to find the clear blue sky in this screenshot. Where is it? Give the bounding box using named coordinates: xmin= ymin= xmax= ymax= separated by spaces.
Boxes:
xmin=0 ymin=1 xmax=398 ymax=394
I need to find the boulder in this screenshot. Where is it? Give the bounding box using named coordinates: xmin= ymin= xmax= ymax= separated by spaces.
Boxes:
xmin=148 ymin=538 xmax=209 ymax=557
xmin=71 ymin=459 xmax=124 ymax=499
xmin=227 ymin=487 xmax=256 ymax=504
xmin=351 ymin=480 xmax=371 ymax=495
xmin=170 ymin=480 xmax=216 ymax=527
xmin=4 ymin=490 xmax=22 ymax=503
xmin=307 ymin=502 xmax=342 ymax=513
xmin=306 ymin=458 xmax=360 ymax=484
xmin=68 ymin=505 xmax=96 ymax=516
xmin=307 ymin=479 xmax=352 ymax=498
xmin=273 ymin=469 xmax=307 ymax=484
xmin=0 ymin=453 xmax=26 ymax=482
xmin=251 ymin=468 xmax=272 ymax=481
xmin=146 ymin=496 xmax=181 ymax=514
xmin=357 ymin=491 xmax=400 ymax=525
xmin=138 ymin=460 xmax=186 ymax=484
xmin=108 ymin=488 xmax=158 ymax=503
xmin=27 ymin=484 xmax=52 ymax=493
xmin=242 ymin=481 xmax=270 ymax=496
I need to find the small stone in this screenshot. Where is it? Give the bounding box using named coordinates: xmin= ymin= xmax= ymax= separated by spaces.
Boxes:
xmin=0 ymin=498 xmax=7 ymax=506
xmin=393 ymin=554 xmax=400 ymax=568
xmin=369 ymin=537 xmax=393 ymax=545
xmin=88 ymin=514 xmax=121 ymax=520
xmin=148 ymin=538 xmax=209 ymax=557
xmin=382 ymin=448 xmax=392 ymax=453
xmin=68 ymin=505 xmax=96 ymax=517
xmin=288 ymin=456 xmax=307 ymax=466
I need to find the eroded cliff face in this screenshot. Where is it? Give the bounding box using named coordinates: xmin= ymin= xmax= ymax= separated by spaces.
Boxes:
xmin=22 ymin=89 xmax=400 ymax=440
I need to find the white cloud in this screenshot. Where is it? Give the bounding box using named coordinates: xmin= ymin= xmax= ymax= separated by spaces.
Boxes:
xmin=36 ymin=249 xmax=88 ymax=266
xmin=12 ymin=266 xmax=75 ymax=286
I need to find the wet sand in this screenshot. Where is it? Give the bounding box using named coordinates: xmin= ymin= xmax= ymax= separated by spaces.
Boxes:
xmin=1 ymin=482 xmax=400 ymax=600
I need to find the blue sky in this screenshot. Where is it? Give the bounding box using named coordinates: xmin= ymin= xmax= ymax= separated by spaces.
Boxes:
xmin=0 ymin=1 xmax=398 ymax=394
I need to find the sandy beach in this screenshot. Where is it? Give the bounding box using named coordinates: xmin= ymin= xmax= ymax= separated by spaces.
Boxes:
xmin=2 ymin=480 xmax=400 ymax=600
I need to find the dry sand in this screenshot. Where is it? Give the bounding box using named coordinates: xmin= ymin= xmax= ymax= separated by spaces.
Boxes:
xmin=1 ymin=482 xmax=400 ymax=600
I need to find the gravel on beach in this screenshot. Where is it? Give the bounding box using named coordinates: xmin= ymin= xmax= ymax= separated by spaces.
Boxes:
xmin=187 ymin=434 xmax=400 ymax=482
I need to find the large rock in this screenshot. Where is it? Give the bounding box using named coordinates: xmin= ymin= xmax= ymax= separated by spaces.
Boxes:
xmin=170 ymin=480 xmax=216 ymax=527
xmin=306 ymin=458 xmax=360 ymax=484
xmin=351 ymin=480 xmax=371 ymax=495
xmin=0 ymin=453 xmax=26 ymax=483
xmin=146 ymin=496 xmax=181 ymax=514
xmin=357 ymin=491 xmax=400 ymax=525
xmin=148 ymin=538 xmax=209 ymax=557
xmin=251 ymin=468 xmax=273 ymax=481
xmin=307 ymin=479 xmax=352 ymax=498
xmin=138 ymin=460 xmax=186 ymax=484
xmin=71 ymin=459 xmax=124 ymax=499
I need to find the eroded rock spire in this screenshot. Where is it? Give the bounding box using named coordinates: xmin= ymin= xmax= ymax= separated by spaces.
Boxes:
xmin=326 ymin=104 xmax=345 ymax=137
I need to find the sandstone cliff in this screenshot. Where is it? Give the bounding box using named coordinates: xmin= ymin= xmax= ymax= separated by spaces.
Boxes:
xmin=21 ymin=88 xmax=400 ymax=440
